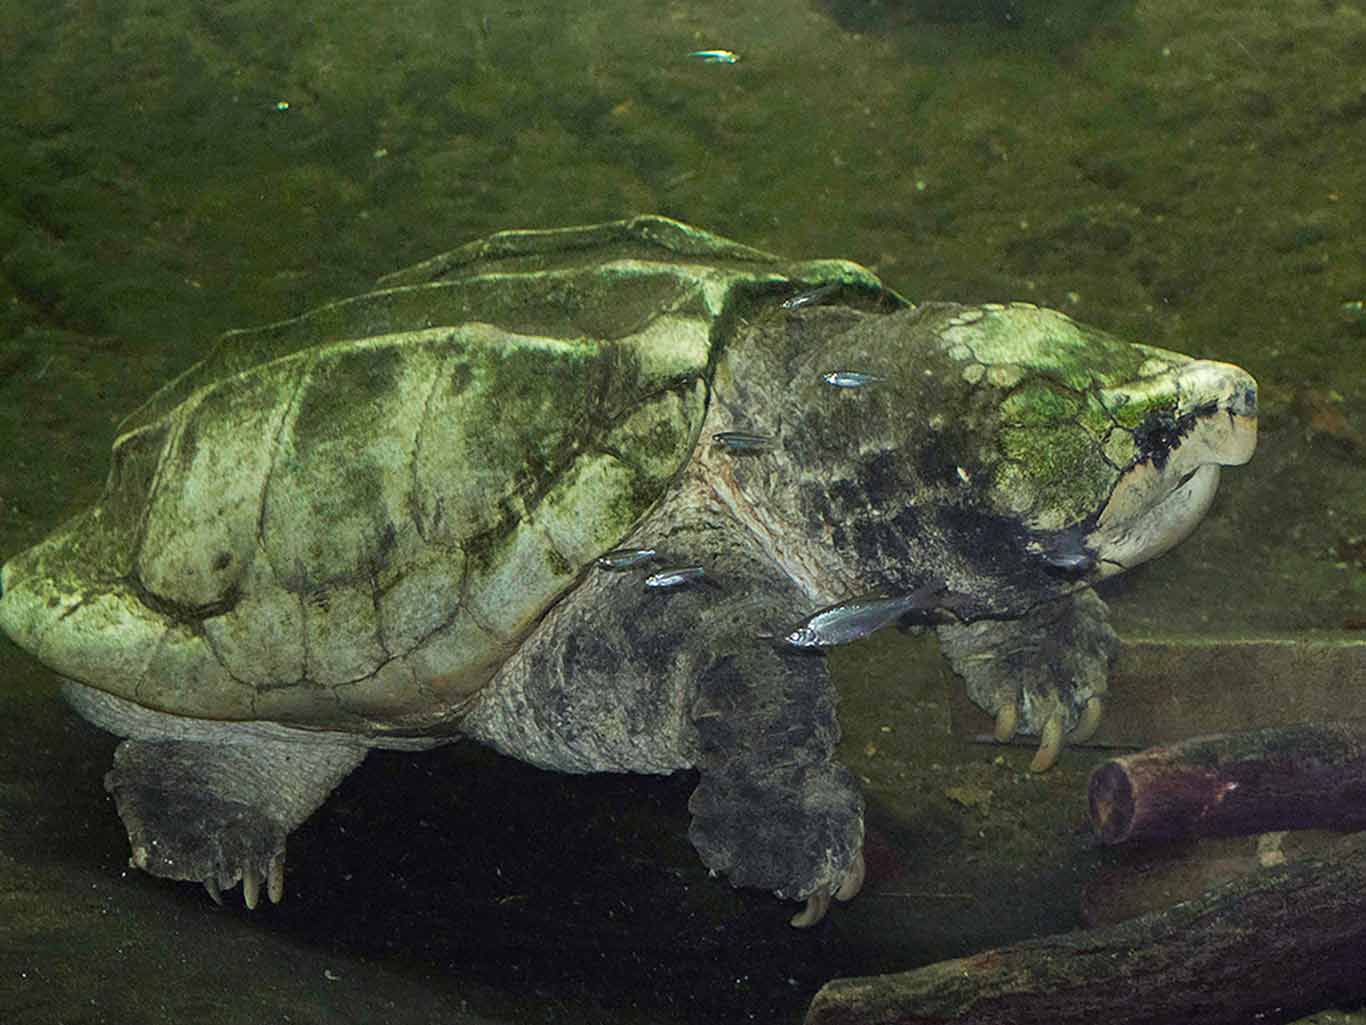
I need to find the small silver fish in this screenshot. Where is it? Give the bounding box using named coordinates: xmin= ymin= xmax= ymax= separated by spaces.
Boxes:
xmin=596 ymin=547 xmax=659 ymax=571
xmin=644 ymin=565 xmax=706 ymax=589
xmin=1034 ymin=526 xmax=1097 ymax=577
xmin=781 ymin=283 xmax=839 ymax=310
xmin=712 ymin=430 xmax=774 ymax=452
xmin=688 ymin=49 xmax=739 ymax=64
xmin=822 ymin=370 xmax=882 ymax=388
xmin=780 ymin=582 xmax=947 ymax=649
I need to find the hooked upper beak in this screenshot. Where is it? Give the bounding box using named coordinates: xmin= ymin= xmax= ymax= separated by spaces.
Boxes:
xmin=1087 ymin=360 xmax=1258 ymax=578
xmin=1179 ymin=359 xmax=1258 ymax=468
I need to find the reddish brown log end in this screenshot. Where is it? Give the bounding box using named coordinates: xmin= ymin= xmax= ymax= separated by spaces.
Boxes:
xmin=1089 ymin=761 xmax=1135 ymax=844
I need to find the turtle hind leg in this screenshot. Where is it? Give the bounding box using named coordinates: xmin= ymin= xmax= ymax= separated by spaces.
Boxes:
xmin=105 ymin=736 xmax=366 ymax=907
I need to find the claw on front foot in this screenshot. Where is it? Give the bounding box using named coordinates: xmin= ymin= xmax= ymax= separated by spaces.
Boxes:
xmin=1030 ymin=714 xmax=1065 ymax=773
xmin=789 ymin=850 xmax=866 ymax=928
xmin=1071 ymin=696 xmax=1104 ymax=744
xmin=993 ymin=701 xmax=1019 ymax=742
xmin=791 ymin=892 xmax=830 ymax=928
xmin=835 ymin=850 xmax=865 ymax=902
xmin=268 ymin=852 xmax=285 ymax=905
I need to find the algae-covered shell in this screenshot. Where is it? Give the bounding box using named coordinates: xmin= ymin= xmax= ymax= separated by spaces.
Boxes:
xmin=0 ymin=217 xmax=888 ymax=736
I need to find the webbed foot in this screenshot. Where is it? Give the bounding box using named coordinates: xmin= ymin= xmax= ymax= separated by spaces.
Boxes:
xmin=689 ymin=762 xmax=865 ymax=928
xmin=939 ymin=589 xmax=1119 ymax=772
xmin=105 ymin=736 xmax=365 ymax=906
xmin=116 ymin=773 xmax=288 ymax=906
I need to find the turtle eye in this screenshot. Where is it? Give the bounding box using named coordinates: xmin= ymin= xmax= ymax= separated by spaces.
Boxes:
xmin=1232 ymin=386 xmax=1258 ymax=417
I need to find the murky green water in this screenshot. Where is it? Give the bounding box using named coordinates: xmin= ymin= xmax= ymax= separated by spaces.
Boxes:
xmin=1 ymin=1 xmax=1362 ymax=1022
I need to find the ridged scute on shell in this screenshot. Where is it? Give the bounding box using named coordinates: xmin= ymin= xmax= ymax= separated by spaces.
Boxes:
xmin=0 ymin=217 xmax=888 ymax=735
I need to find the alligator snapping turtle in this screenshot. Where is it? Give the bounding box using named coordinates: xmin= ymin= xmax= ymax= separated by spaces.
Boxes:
xmin=0 ymin=216 xmax=1257 ymax=926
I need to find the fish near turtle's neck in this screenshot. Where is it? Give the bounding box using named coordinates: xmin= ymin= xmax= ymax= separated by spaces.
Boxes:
xmin=693 ymin=306 xmax=906 ymax=605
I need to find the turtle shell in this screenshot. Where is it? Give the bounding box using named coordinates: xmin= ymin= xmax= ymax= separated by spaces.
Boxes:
xmin=0 ymin=217 xmax=888 ymax=735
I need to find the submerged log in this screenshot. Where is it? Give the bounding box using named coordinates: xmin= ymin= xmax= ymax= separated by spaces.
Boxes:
xmin=805 ymin=833 xmax=1366 ymax=1025
xmin=1079 ymin=829 xmax=1346 ymax=928
xmin=1088 ymin=720 xmax=1366 ymax=846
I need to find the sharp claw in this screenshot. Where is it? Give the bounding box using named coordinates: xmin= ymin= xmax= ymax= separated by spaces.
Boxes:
xmin=1070 ymin=696 xmax=1104 ymax=744
xmin=993 ymin=701 xmax=1019 ymax=742
xmin=790 ymin=891 xmax=831 ymax=928
xmin=204 ymin=877 xmax=223 ymax=906
xmin=242 ymin=866 xmax=261 ymax=910
xmin=267 ymin=853 xmax=285 ymax=905
xmin=835 ymin=850 xmax=866 ymax=902
xmin=1030 ymin=714 xmax=1065 ymax=773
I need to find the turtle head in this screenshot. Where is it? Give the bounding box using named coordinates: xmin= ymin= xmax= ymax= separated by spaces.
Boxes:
xmin=1071 ymin=355 xmax=1256 ymax=578
xmin=904 ymin=303 xmax=1258 ymax=584
xmin=780 ymin=303 xmax=1257 ymax=606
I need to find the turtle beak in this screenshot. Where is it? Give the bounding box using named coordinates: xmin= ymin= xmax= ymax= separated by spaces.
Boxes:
xmin=1175 ymin=359 xmax=1258 ymax=467
xmin=1087 ymin=360 xmax=1258 ymax=578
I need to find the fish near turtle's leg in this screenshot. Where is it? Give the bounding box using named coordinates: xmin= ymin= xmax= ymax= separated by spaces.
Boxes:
xmin=62 ymin=682 xmax=366 ymax=906
xmin=461 ymin=528 xmax=864 ymax=927
xmin=638 ymin=536 xmax=865 ymax=927
xmin=936 ymin=588 xmax=1119 ymax=772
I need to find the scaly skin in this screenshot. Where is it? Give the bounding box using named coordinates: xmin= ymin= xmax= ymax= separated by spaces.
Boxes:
xmin=0 ymin=217 xmax=1257 ymax=925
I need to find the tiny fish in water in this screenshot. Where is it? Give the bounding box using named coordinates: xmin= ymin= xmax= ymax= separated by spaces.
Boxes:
xmin=1035 ymin=526 xmax=1098 ymax=578
xmin=596 ymin=547 xmax=659 ymax=571
xmin=713 ymin=430 xmax=775 ymax=452
xmin=645 ymin=565 xmax=707 ymax=589
xmin=822 ymin=370 xmax=882 ymax=388
xmin=781 ymin=284 xmax=840 ymax=310
xmin=688 ymin=49 xmax=740 ymax=64
xmin=780 ymin=581 xmax=948 ymax=649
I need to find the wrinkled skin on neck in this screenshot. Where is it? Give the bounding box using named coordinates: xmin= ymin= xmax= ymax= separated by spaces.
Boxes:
xmin=704 ymin=301 xmax=1256 ymax=622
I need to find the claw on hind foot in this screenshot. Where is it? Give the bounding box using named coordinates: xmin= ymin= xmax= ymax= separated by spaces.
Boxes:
xmin=205 ymin=854 xmax=284 ymax=909
xmin=268 ymin=853 xmax=285 ymax=905
xmin=1030 ymin=715 xmax=1065 ymax=773
xmin=243 ymin=866 xmax=261 ymax=910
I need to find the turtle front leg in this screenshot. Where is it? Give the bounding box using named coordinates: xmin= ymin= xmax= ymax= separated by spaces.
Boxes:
xmin=937 ymin=588 xmax=1119 ymax=772
xmin=456 ymin=523 xmax=865 ymax=926
xmin=689 ymin=640 xmax=865 ymax=928
xmin=105 ymin=735 xmax=366 ymax=906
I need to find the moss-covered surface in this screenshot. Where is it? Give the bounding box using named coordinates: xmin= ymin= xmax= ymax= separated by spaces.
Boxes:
xmin=1 ymin=0 xmax=1362 ymax=1022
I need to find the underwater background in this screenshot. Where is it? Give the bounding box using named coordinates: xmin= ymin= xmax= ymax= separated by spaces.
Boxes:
xmin=0 ymin=1 xmax=1362 ymax=1023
